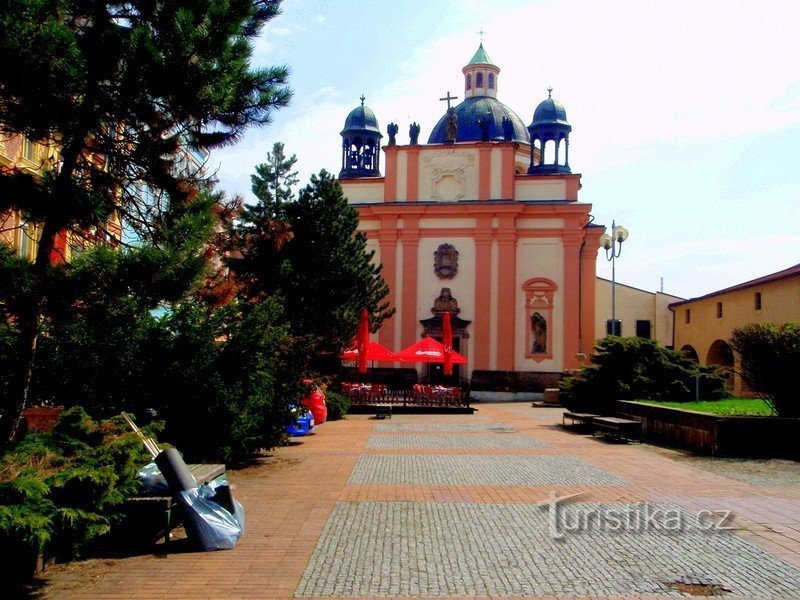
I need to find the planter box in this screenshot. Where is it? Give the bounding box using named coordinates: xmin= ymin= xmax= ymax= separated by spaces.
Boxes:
xmin=617 ymin=400 xmax=800 ymax=458
xmin=21 ymin=406 xmax=64 ymax=434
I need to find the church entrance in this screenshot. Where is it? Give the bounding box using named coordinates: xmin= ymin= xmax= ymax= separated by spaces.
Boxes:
xmin=427 ymin=337 xmax=463 ymax=383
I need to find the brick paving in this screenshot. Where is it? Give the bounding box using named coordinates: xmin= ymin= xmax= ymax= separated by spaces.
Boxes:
xmin=365 ymin=432 xmax=547 ymax=449
xmin=33 ymin=402 xmax=800 ymax=599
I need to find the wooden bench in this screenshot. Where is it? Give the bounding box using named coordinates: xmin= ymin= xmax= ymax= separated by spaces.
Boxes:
xmin=562 ymin=411 xmax=600 ymax=428
xmin=592 ymin=416 xmax=642 ymax=442
xmin=375 ymin=404 xmax=392 ymax=419
xmin=126 ymin=463 xmax=226 ymax=547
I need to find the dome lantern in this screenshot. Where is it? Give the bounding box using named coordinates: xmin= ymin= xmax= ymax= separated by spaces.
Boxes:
xmin=340 ymin=95 xmax=383 ymax=178
xmin=462 ymin=43 xmax=500 ymax=100
xmin=527 ymin=88 xmax=572 ymax=174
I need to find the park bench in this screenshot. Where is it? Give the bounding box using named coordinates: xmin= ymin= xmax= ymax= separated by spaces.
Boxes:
xmin=126 ymin=463 xmax=226 ymax=547
xmin=562 ymin=411 xmax=600 ymax=428
xmin=592 ymin=416 xmax=642 ymax=442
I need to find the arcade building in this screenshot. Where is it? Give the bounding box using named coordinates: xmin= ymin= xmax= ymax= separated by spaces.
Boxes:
xmin=338 ymin=44 xmax=605 ymax=384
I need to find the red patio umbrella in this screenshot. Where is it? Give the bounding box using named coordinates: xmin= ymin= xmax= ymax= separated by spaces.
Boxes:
xmin=395 ymin=337 xmax=467 ymax=364
xmin=340 ymin=340 xmax=397 ymax=362
xmin=442 ymin=311 xmax=453 ymax=376
xmin=356 ymin=308 xmax=369 ymax=373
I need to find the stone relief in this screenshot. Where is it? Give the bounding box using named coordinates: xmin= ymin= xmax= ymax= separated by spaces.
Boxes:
xmin=423 ymin=149 xmax=474 ymax=201
xmin=433 ymin=244 xmax=459 ymax=279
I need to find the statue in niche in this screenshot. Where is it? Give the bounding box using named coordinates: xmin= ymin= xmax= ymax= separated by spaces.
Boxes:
xmin=531 ymin=312 xmax=547 ymax=354
xmin=477 ymin=116 xmax=490 ymax=141
xmin=387 ymin=122 xmax=398 ymax=146
xmin=433 ymin=287 xmax=460 ymax=314
xmin=409 ymin=122 xmax=421 ymax=145
xmin=445 ymin=108 xmax=458 ymax=143
xmin=502 ymin=116 xmax=514 ymax=141
xmin=434 ymin=243 xmax=459 ymax=279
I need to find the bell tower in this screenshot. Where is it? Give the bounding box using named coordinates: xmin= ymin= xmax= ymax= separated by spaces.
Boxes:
xmin=340 ymin=95 xmax=383 ymax=178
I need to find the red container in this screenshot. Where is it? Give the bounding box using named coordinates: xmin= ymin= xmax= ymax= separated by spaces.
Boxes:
xmin=301 ymin=387 xmax=327 ymax=425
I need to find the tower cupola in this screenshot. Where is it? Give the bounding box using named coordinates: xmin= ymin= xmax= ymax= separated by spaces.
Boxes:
xmin=462 ymin=43 xmax=500 ymax=100
xmin=527 ymin=88 xmax=572 ymax=174
xmin=340 ymin=95 xmax=383 ymax=178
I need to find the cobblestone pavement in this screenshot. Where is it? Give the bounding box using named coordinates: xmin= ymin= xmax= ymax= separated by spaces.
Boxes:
xmin=349 ymin=454 xmax=627 ymax=486
xmin=296 ymin=501 xmax=800 ymax=597
xmin=365 ymin=432 xmax=547 ymax=449
xmin=34 ymin=402 xmax=800 ymax=599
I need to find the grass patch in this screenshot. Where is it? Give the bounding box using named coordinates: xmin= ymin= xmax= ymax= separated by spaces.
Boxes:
xmin=635 ymin=398 xmax=776 ymax=416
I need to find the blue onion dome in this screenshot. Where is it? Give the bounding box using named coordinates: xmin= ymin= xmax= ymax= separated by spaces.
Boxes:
xmin=530 ymin=96 xmax=570 ymax=128
xmin=428 ymin=97 xmax=530 ymax=144
xmin=341 ymin=100 xmax=382 ymax=137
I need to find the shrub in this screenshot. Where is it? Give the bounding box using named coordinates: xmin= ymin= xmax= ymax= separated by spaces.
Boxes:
xmin=730 ymin=322 xmax=800 ymax=417
xmin=0 ymin=407 xmax=153 ymax=577
xmin=325 ymin=392 xmax=351 ymax=421
xmin=560 ymin=337 xmax=729 ymax=413
xmin=158 ymin=298 xmax=308 ymax=464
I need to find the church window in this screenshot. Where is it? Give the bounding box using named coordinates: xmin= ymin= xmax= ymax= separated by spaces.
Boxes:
xmin=754 ymin=292 xmax=762 ymax=310
xmin=466 ymin=74 xmax=471 ymax=89
xmin=488 ymin=73 xmax=495 ymax=89
xmin=716 ymin=301 xmax=723 ymax=318
xmin=476 ymin=72 xmax=483 ymax=87
xmin=685 ymin=309 xmax=691 ymax=324
xmin=523 ymin=278 xmax=557 ymax=361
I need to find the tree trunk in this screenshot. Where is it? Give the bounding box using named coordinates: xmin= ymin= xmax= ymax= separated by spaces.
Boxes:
xmin=0 ymin=218 xmax=60 ymax=447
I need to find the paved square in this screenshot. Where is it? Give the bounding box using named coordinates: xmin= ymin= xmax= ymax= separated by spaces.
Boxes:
xmin=348 ymin=454 xmax=628 ymax=486
xmin=296 ymin=501 xmax=800 ymax=597
xmin=366 ymin=432 xmax=548 ymax=449
xmin=375 ymin=423 xmax=514 ymax=432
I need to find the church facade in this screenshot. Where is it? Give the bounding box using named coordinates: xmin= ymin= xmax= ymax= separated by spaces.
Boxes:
xmin=339 ymin=45 xmax=604 ymax=380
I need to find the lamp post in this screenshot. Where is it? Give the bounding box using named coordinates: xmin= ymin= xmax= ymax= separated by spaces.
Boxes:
xmin=599 ymin=221 xmax=629 ymax=336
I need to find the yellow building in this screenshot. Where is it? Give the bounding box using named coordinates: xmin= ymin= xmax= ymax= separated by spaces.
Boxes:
xmin=594 ymin=278 xmax=683 ymax=347
xmin=670 ymin=262 xmax=800 ymax=394
xmin=0 ymin=133 xmax=57 ymax=260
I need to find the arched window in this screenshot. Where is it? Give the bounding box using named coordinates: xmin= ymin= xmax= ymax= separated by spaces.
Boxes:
xmin=523 ymin=278 xmax=557 ymax=361
xmin=476 ymin=72 xmax=484 ymax=88
xmin=488 ymin=73 xmax=495 ymax=89
xmin=465 ymin=74 xmax=471 ymax=90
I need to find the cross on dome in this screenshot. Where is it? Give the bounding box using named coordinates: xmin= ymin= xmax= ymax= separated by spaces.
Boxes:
xmin=439 ymin=91 xmax=458 ymax=110
xmin=360 ymin=94 xmax=366 ymax=106
xmin=547 ymin=86 xmax=553 ymax=98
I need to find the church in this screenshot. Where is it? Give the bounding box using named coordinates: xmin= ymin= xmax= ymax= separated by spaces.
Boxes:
xmin=338 ymin=44 xmax=604 ymax=384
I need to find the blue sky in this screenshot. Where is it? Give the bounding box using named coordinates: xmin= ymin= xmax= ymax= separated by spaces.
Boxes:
xmin=212 ymin=0 xmax=800 ymax=300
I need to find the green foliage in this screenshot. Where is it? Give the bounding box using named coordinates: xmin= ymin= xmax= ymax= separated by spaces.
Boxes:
xmin=560 ymin=337 xmax=729 ymax=413
xmin=250 ymin=141 xmax=300 ymax=213
xmin=0 ymin=0 xmax=291 ymax=444
xmin=233 ymin=168 xmax=393 ymax=357
xmin=158 ymin=298 xmax=307 ymax=463
xmin=730 ymin=322 xmax=800 ymax=417
xmin=0 ymin=407 xmax=153 ymax=569
xmin=325 ymin=391 xmax=351 ymax=421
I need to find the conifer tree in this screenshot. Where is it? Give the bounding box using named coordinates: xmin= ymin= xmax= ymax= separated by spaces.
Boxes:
xmin=0 ymin=0 xmax=292 ymax=444
xmin=250 ymin=141 xmax=299 ymax=215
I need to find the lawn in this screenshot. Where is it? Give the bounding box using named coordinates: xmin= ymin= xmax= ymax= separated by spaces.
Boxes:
xmin=636 ymin=398 xmax=776 ymax=416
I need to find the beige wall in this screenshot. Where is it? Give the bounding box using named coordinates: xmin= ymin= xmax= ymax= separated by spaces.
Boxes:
xmin=672 ymin=273 xmax=800 ymax=393
xmin=595 ymin=278 xmax=682 ymax=346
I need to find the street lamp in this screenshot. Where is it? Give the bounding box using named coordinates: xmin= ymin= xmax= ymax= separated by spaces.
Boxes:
xmin=599 ymin=221 xmax=629 ymax=336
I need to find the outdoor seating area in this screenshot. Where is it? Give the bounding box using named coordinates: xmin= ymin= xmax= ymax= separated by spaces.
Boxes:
xmin=562 ymin=410 xmax=642 ymax=443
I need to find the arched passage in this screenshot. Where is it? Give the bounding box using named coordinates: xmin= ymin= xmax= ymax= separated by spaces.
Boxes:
xmin=706 ymin=339 xmax=734 ymax=367
xmin=681 ymin=344 xmax=699 ymax=362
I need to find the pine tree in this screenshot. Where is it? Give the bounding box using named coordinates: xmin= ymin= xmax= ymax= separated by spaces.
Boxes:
xmin=250 ymin=142 xmax=299 ymax=216
xmin=0 ymin=0 xmax=292 ymax=444
xmin=234 ymin=167 xmax=393 ymax=354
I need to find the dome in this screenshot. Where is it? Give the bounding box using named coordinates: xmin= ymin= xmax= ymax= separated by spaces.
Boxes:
xmin=428 ymin=96 xmax=530 ymax=144
xmin=341 ymin=103 xmax=382 ymax=137
xmin=530 ymin=97 xmax=569 ymax=128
